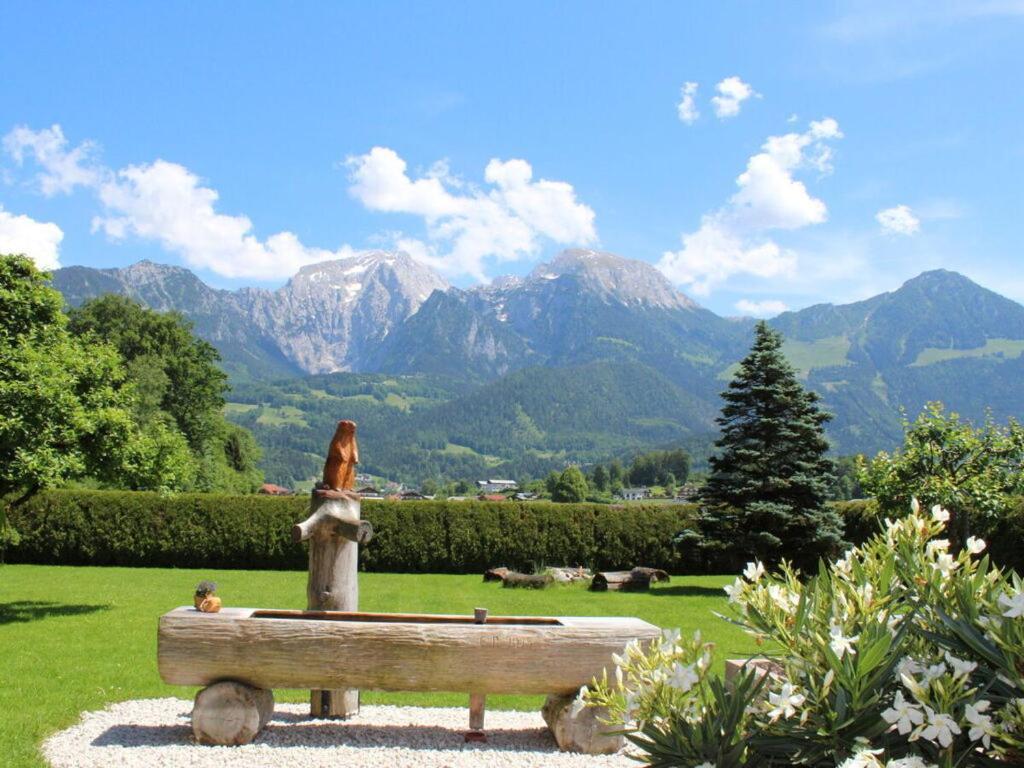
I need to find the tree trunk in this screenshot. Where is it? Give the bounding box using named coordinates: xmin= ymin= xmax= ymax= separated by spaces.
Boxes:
xmin=304 ymin=494 xmax=361 ymax=718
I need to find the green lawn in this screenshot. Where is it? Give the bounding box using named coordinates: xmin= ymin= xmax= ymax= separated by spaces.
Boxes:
xmin=0 ymin=565 xmax=754 ymax=767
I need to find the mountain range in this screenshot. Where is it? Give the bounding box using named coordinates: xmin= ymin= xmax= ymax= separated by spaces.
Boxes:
xmin=51 ymin=250 xmax=1024 ymax=483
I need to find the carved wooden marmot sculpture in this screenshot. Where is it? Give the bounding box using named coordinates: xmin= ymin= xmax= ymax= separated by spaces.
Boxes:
xmin=322 ymin=419 xmax=358 ymax=491
xmin=194 ymin=580 xmax=222 ymax=613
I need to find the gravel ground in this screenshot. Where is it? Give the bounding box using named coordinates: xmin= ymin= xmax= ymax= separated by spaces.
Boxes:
xmin=43 ymin=698 xmax=637 ymax=767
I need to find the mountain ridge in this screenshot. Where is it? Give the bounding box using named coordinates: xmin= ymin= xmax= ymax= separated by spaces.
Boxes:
xmin=50 ymin=252 xmax=1024 ymax=475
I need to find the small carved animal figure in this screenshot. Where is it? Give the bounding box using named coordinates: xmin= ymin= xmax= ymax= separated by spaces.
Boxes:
xmin=322 ymin=419 xmax=359 ymax=491
xmin=194 ymin=580 xmax=222 ymax=612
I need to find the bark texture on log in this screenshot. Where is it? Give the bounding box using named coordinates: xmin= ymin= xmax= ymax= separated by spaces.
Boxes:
xmin=192 ymin=680 xmax=273 ymax=746
xmin=542 ymin=693 xmax=623 ymax=755
xmin=158 ymin=608 xmax=661 ymax=695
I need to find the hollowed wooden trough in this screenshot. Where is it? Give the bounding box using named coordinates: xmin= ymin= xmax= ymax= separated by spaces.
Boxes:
xmin=158 ymin=606 xmax=660 ymax=752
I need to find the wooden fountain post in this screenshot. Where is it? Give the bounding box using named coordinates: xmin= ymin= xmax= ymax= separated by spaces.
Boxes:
xmin=292 ymin=419 xmax=373 ymax=719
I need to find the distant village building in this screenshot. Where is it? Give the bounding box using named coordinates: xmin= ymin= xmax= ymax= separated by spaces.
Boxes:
xmin=618 ymin=486 xmax=651 ymax=501
xmin=399 ymin=490 xmax=429 ymax=501
xmin=675 ymin=483 xmax=701 ymax=501
xmin=357 ymin=486 xmax=384 ymax=499
xmin=514 ymin=492 xmax=538 ymax=501
xmin=476 ymin=479 xmax=518 ymax=493
xmin=480 ymin=493 xmax=507 ymax=502
xmin=258 ymin=483 xmax=292 ymax=496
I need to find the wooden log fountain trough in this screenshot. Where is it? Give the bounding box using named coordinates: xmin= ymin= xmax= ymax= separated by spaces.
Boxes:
xmin=157 ymin=606 xmax=660 ymax=752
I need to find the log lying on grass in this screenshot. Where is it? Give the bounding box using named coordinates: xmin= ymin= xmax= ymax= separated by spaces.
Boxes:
xmin=483 ymin=567 xmax=510 ymax=582
xmin=502 ymin=572 xmax=554 ymax=589
xmin=590 ymin=567 xmax=670 ymax=592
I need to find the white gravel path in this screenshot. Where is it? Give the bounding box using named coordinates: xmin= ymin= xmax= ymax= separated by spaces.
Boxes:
xmin=43 ymin=698 xmax=637 ymax=767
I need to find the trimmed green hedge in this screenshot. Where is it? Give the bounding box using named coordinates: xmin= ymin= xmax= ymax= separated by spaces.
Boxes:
xmin=6 ymin=490 xmax=1014 ymax=573
xmin=3 ymin=490 xmax=699 ymax=573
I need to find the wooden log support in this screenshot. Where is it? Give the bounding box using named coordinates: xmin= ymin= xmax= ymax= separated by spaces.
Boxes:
xmin=293 ymin=492 xmax=370 ymax=719
xmin=192 ymin=680 xmax=274 ymax=746
xmin=464 ymin=607 xmax=488 ymax=741
xmin=542 ymin=693 xmax=623 ymax=754
xmin=590 ymin=567 xmax=670 ymax=592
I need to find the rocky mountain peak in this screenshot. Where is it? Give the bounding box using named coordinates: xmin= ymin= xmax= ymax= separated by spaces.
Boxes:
xmin=285 ymin=250 xmax=448 ymax=303
xmin=528 ymin=249 xmax=698 ymax=310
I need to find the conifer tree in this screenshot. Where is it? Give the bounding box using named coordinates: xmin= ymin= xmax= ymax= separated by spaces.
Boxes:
xmin=700 ymin=321 xmax=842 ymax=570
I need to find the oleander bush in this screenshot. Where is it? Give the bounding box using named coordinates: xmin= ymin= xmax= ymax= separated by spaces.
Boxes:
xmin=585 ymin=500 xmax=1024 ymax=767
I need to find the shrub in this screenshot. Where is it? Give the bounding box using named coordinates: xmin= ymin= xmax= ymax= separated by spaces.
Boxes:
xmin=5 ymin=490 xmax=699 ymax=573
xmin=586 ymin=500 xmax=1024 ymax=766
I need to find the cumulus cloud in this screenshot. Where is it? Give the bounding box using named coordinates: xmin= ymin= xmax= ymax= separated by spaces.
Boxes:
xmin=0 ymin=206 xmax=64 ymax=269
xmin=4 ymin=125 xmax=359 ymax=279
xmin=677 ymin=82 xmax=700 ymax=124
xmin=3 ymin=124 xmax=103 ymax=196
xmin=876 ymin=204 xmax=921 ymax=235
xmin=5 ymin=125 xmax=597 ymax=282
xmin=735 ymin=298 xmax=788 ymax=317
xmin=346 ymin=147 xmax=596 ymax=280
xmin=711 ymin=76 xmax=757 ymax=118
xmin=92 ymin=160 xmax=357 ymax=279
xmin=658 ymin=118 xmax=842 ymax=295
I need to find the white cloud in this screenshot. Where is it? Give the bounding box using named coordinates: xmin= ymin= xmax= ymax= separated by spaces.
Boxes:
xmin=4 ymin=125 xmax=359 ymax=280
xmin=658 ymin=119 xmax=842 ymax=294
xmin=735 ymin=298 xmax=788 ymax=317
xmin=92 ymin=160 xmax=356 ymax=279
xmin=711 ymin=76 xmax=757 ymax=118
xmin=677 ymin=82 xmax=700 ymax=124
xmin=346 ymin=147 xmax=596 ymax=280
xmin=3 ymin=124 xmax=102 ymax=196
xmin=876 ymin=204 xmax=921 ymax=235
xmin=0 ymin=206 xmax=64 ymax=270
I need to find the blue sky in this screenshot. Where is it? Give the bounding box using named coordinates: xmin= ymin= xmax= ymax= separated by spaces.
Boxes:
xmin=1 ymin=1 xmax=1022 ymax=316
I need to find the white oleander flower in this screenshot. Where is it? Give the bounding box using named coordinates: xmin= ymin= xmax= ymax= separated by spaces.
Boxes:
xmin=882 ymin=690 xmax=925 ymax=735
xmin=568 ymin=685 xmax=588 ymax=718
xmin=834 ymin=551 xmax=855 ymax=577
xmin=931 ymin=505 xmax=950 ymax=523
xmin=886 ymin=758 xmax=933 ymax=768
xmin=695 ymin=763 xmax=715 ymax=768
xmin=838 ymin=744 xmax=884 ymax=768
xmin=998 ymin=590 xmax=1024 ymax=618
xmin=922 ymin=662 xmax=947 ymax=685
xmin=767 ymin=682 xmax=805 ymax=721
xmin=965 ymin=536 xmax=987 ymax=555
xmin=667 ymin=662 xmax=699 ymax=692
xmin=896 ymin=657 xmax=923 ymax=678
xmin=911 ymin=498 xmax=921 ymax=514
xmin=943 ymin=652 xmax=977 ymax=678
xmin=659 ymin=628 xmax=681 ymax=651
xmin=830 ymin=624 xmax=860 ymax=658
xmin=932 ymin=552 xmax=958 ymax=578
xmin=743 ymin=560 xmax=765 ymax=582
xmin=965 ymin=700 xmax=994 ymax=748
xmin=768 ymin=584 xmax=798 ymax=612
xmin=723 ymin=577 xmax=745 ymax=603
xmin=915 ymin=707 xmax=961 ymax=748
xmin=926 ymin=539 xmax=950 ymax=554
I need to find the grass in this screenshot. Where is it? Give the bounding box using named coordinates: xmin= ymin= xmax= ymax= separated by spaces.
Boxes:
xmin=255 ymin=404 xmax=309 ymax=427
xmin=781 ymin=336 xmax=851 ymax=377
xmin=0 ymin=565 xmax=754 ymax=768
xmin=911 ymin=338 xmax=1024 ymax=366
